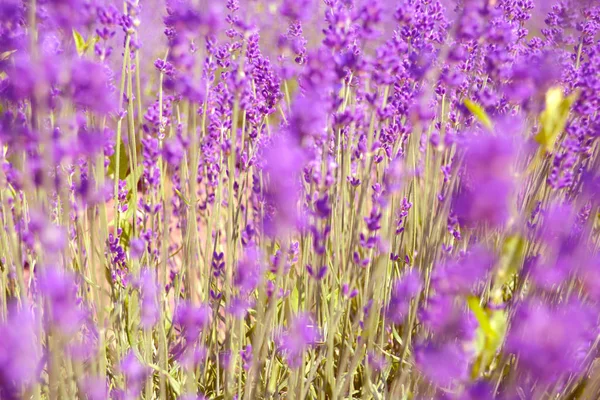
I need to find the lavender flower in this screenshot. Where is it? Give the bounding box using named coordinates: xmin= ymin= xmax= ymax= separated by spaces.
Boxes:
xmin=174 ymin=302 xmax=211 ymax=343
xmin=38 ymin=266 xmax=86 ymax=335
xmin=120 ymin=351 xmax=149 ymax=399
xmin=234 ymin=246 xmax=264 ymax=294
xmin=414 ymin=340 xmax=470 ymax=388
xmin=262 ymin=134 xmax=306 ymax=237
xmin=70 ymin=59 xmax=115 ymax=115
xmin=138 ymin=268 xmax=159 ymax=329
xmin=276 ymin=313 xmax=319 ymax=368
xmin=430 ymin=246 xmax=495 ymax=295
xmin=506 ymin=298 xmax=596 ymax=384
xmin=452 ymin=132 xmax=519 ymax=229
xmin=386 ymin=269 xmax=422 ymax=324
xmin=0 ymin=306 xmax=41 ymax=399
xmin=419 ymin=295 xmax=477 ymax=342
xmin=0 ymin=0 xmax=599 ymax=397
xmin=81 ymin=377 xmax=109 ymax=400
xmin=280 ymin=0 xmax=315 ymax=22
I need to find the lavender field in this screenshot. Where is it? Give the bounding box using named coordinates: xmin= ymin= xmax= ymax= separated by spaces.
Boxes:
xmin=1 ymin=0 xmax=600 ymax=398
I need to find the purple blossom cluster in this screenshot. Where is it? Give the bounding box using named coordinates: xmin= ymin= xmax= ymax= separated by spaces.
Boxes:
xmin=1 ymin=0 xmax=600 ymax=399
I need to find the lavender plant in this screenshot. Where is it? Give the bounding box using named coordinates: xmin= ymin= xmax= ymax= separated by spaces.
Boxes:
xmin=1 ymin=0 xmax=600 ymax=399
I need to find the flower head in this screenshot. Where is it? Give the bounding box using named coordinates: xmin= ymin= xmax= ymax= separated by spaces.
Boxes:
xmin=277 ymin=313 xmax=319 ymax=368
xmin=139 ymin=268 xmax=159 ymax=329
xmin=234 ymin=246 xmax=264 ymax=294
xmin=38 ymin=266 xmax=86 ymax=335
xmin=386 ymin=269 xmax=422 ymax=324
xmin=453 ymin=132 xmax=519 ymax=229
xmin=262 ymin=134 xmax=306 ymax=237
xmin=414 ymin=340 xmax=470 ymax=388
xmin=0 ymin=305 xmax=41 ymax=398
xmin=120 ymin=351 xmax=149 ymax=399
xmin=506 ymin=298 xmax=596 ymax=383
xmin=70 ymin=59 xmax=115 ymax=115
xmin=431 ymin=246 xmax=495 ymax=295
xmin=174 ymin=302 xmax=211 ymax=343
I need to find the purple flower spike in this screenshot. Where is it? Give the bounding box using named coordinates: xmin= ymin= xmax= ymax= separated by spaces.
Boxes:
xmin=262 ymin=134 xmax=306 ymax=237
xmin=430 ymin=246 xmax=495 ymax=295
xmin=452 ymin=133 xmax=519 ymax=229
xmin=386 ymin=269 xmax=422 ymax=324
xmin=506 ymin=298 xmax=597 ymax=384
xmin=81 ymin=377 xmax=109 ymax=400
xmin=414 ymin=340 xmax=469 ymax=389
xmin=0 ymin=305 xmax=41 ymax=399
xmin=38 ymin=266 xmax=86 ymax=335
xmin=277 ymin=313 xmax=319 ymax=368
xmin=419 ymin=295 xmax=477 ymax=342
xmin=130 ymin=238 xmax=146 ymax=259
xmin=70 ymin=60 xmax=115 ymax=115
xmin=139 ymin=268 xmax=159 ymax=329
xmin=234 ymin=246 xmax=264 ymax=294
xmin=174 ymin=302 xmax=211 ymax=343
xmin=120 ymin=351 xmax=149 ymax=399
xmin=280 ymin=0 xmax=315 ymax=22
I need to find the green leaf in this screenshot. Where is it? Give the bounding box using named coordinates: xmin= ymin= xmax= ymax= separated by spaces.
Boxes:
xmin=0 ymin=50 xmax=16 ymax=61
xmin=464 ymin=99 xmax=493 ymax=130
xmin=467 ymin=296 xmax=494 ymax=339
xmin=147 ymin=363 xmax=181 ymax=396
xmin=468 ymin=296 xmax=507 ymax=377
xmin=119 ymin=220 xmax=133 ymax=247
xmin=72 ymin=29 xmax=86 ymax=56
xmin=289 ymin=285 xmax=300 ymax=313
xmin=118 ymin=171 xmax=141 ymax=247
xmin=495 ymin=234 xmax=525 ymax=289
xmin=72 ymin=29 xmax=99 ymax=56
xmin=173 ymin=188 xmax=191 ymax=207
xmin=107 ymin=138 xmax=130 ymax=181
xmin=391 ymin=326 xmax=403 ymax=346
xmin=85 ymin=35 xmax=99 ymax=55
xmin=535 ymin=87 xmax=579 ymax=153
xmin=125 ymin=166 xmax=142 ymax=193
